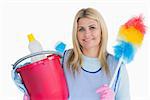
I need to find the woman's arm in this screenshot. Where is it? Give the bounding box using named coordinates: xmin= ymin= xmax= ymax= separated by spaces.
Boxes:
xmin=115 ymin=64 xmax=130 ymax=100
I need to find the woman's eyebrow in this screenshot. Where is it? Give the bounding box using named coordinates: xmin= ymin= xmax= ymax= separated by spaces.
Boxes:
xmin=78 ymin=26 xmax=84 ymax=28
xmin=88 ymin=24 xmax=96 ymax=27
xmin=78 ymin=24 xmax=96 ymax=28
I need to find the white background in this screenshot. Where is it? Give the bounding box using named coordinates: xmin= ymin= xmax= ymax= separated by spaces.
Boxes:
xmin=0 ymin=0 xmax=150 ymax=100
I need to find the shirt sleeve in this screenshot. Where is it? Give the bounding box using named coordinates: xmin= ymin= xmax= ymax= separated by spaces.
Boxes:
xmin=115 ymin=63 xmax=130 ymax=100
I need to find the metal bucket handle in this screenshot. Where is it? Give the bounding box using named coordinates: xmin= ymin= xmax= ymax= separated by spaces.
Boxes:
xmin=12 ymin=50 xmax=62 ymax=69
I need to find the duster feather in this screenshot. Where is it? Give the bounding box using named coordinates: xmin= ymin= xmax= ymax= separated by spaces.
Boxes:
xmin=118 ymin=15 xmax=146 ymax=47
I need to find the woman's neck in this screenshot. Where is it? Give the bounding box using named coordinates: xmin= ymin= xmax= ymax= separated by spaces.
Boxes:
xmin=82 ymin=48 xmax=99 ymax=58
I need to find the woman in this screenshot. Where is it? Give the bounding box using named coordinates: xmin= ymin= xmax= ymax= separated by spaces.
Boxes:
xmin=62 ymin=8 xmax=130 ymax=100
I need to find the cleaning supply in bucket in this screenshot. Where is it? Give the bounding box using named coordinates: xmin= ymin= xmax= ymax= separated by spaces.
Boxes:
xmin=27 ymin=33 xmax=45 ymax=63
xmin=55 ymin=41 xmax=66 ymax=55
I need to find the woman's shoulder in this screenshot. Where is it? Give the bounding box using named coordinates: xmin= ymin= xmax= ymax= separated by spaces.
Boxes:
xmin=107 ymin=53 xmax=119 ymax=63
xmin=63 ymin=49 xmax=73 ymax=56
xmin=107 ymin=52 xmax=127 ymax=75
xmin=63 ymin=49 xmax=73 ymax=59
xmin=106 ymin=53 xmax=120 ymax=71
xmin=65 ymin=49 xmax=73 ymax=53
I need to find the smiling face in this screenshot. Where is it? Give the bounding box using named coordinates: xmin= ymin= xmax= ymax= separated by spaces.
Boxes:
xmin=77 ymin=17 xmax=101 ymax=51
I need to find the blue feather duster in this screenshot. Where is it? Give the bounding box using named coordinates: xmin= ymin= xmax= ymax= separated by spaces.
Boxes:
xmin=113 ymin=41 xmax=136 ymax=63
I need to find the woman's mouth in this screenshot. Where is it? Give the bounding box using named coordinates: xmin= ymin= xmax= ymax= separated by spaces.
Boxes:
xmin=83 ymin=38 xmax=94 ymax=42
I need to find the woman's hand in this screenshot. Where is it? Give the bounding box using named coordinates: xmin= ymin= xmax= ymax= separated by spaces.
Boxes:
xmin=23 ymin=93 xmax=30 ymax=100
xmin=96 ymin=84 xmax=115 ymax=100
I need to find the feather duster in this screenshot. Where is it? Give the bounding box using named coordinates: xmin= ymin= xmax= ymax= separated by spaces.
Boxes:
xmin=109 ymin=15 xmax=146 ymax=88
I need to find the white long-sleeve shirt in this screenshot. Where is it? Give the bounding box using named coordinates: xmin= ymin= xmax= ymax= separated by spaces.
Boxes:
xmin=62 ymin=49 xmax=130 ymax=100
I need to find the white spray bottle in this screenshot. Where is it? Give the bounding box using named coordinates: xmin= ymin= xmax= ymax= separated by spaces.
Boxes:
xmin=27 ymin=33 xmax=45 ymax=63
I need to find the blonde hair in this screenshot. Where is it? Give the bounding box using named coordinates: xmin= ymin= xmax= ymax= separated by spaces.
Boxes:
xmin=67 ymin=8 xmax=110 ymax=75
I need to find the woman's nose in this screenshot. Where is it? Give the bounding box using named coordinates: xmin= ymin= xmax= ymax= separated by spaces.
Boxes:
xmin=84 ymin=30 xmax=91 ymax=38
xmin=85 ymin=29 xmax=91 ymax=35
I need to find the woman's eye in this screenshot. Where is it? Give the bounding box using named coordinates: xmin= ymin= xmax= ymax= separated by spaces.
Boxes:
xmin=90 ymin=27 xmax=96 ymax=30
xmin=78 ymin=28 xmax=85 ymax=32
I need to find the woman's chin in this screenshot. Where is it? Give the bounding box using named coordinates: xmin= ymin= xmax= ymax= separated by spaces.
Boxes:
xmin=82 ymin=45 xmax=95 ymax=50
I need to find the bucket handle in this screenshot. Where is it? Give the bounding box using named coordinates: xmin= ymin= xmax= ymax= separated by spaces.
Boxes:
xmin=12 ymin=50 xmax=62 ymax=69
